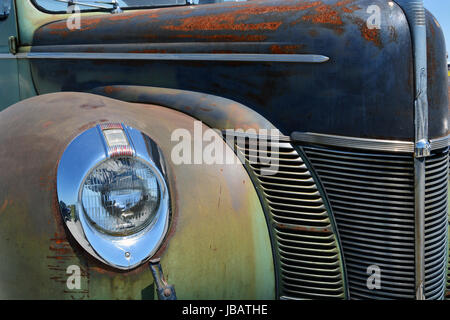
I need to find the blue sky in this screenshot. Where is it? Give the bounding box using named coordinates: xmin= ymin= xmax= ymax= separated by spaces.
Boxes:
xmin=424 ymin=0 xmax=450 ymax=63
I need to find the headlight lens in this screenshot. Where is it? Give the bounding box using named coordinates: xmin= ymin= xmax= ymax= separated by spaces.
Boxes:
xmin=81 ymin=157 xmax=161 ymax=236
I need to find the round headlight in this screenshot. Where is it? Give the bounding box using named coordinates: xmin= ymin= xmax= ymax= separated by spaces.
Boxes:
xmin=57 ymin=123 xmax=170 ymax=269
xmin=81 ymin=157 xmax=161 ymax=236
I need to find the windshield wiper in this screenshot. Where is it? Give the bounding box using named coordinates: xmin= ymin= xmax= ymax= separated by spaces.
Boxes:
xmin=54 ymin=0 xmax=123 ymax=13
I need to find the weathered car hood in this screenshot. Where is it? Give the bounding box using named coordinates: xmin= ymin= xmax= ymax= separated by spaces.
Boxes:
xmin=29 ymin=0 xmax=448 ymax=140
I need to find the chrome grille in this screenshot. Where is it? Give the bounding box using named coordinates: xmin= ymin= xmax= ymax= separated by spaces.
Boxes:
xmin=303 ymin=146 xmax=449 ymax=300
xmin=444 ymin=157 xmax=450 ymax=300
xmin=303 ymin=146 xmax=415 ymax=299
xmin=424 ymin=150 xmax=448 ymax=299
xmin=235 ymin=139 xmax=346 ymax=299
xmin=446 ymin=225 xmax=450 ymax=299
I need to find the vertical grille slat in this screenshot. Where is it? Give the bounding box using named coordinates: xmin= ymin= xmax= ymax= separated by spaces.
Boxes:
xmin=304 ymin=146 xmax=449 ymax=300
xmin=235 ymin=140 xmax=345 ymax=300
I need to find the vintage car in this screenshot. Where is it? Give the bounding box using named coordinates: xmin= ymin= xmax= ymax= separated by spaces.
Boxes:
xmin=0 ymin=0 xmax=448 ymax=300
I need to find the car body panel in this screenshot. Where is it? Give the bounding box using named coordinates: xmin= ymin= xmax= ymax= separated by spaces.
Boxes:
xmin=18 ymin=0 xmax=421 ymax=140
xmin=0 ymin=92 xmax=275 ymax=299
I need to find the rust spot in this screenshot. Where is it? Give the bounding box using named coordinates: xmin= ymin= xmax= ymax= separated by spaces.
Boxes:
xmin=0 ymin=199 xmax=8 ymax=213
xmin=349 ymin=17 xmax=382 ymax=48
xmin=46 ymin=255 xmax=76 ymax=260
xmin=234 ymin=1 xmax=322 ymax=19
xmin=361 ymin=26 xmax=381 ymax=47
xmin=174 ymin=34 xmax=267 ymax=42
xmin=336 ymin=0 xmax=354 ymax=7
xmin=78 ymin=17 xmax=103 ymax=31
xmin=43 ymin=121 xmax=54 ymax=128
xmin=163 ymin=16 xmax=282 ymax=32
xmin=359 ymin=21 xmax=382 ymax=48
xmin=302 ymin=4 xmax=344 ymax=25
xmin=79 ymin=101 xmax=105 ymax=110
xmin=342 ymin=5 xmax=360 ymax=13
xmin=161 ymin=2 xmax=324 ymax=33
xmin=270 ymin=44 xmax=300 ymax=54
xmin=41 ymin=1 xmax=316 ymax=43
xmin=291 ymin=0 xmax=358 ymax=36
xmin=49 ymin=246 xmax=75 ymax=255
xmin=341 ymin=7 xmax=352 ymax=13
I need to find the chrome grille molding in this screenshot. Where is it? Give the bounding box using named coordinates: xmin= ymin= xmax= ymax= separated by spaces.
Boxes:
xmin=303 ymin=146 xmax=449 ymax=300
xmin=234 ymin=139 xmax=346 ymax=300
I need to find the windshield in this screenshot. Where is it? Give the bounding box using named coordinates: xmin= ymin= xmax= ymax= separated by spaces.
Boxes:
xmin=34 ymin=0 xmax=248 ymax=13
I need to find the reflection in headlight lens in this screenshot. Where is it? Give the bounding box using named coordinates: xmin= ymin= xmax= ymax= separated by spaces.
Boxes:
xmin=81 ymin=157 xmax=161 ymax=236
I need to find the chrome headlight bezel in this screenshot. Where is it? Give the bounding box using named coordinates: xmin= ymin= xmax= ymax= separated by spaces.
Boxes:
xmin=57 ymin=123 xmax=170 ymax=270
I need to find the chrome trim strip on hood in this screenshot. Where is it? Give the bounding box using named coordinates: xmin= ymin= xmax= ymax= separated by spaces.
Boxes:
xmin=0 ymin=52 xmax=330 ymax=63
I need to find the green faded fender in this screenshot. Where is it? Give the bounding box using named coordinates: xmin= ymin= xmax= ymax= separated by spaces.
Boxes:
xmin=0 ymin=92 xmax=275 ymax=299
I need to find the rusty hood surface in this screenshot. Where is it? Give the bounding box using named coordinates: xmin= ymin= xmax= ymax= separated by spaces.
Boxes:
xmin=28 ymin=0 xmax=447 ymax=140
